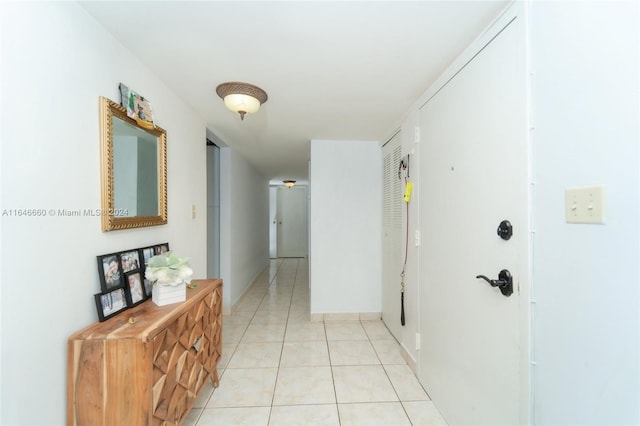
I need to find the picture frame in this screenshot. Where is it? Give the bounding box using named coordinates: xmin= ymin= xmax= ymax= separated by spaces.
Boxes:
xmin=94 ymin=288 xmax=128 ymax=322
xmin=96 ymin=244 xmax=172 ymax=313
xmin=120 ymin=249 xmax=141 ymax=273
xmin=119 ymin=83 xmax=154 ymax=128
xmin=124 ymin=271 xmax=146 ymax=307
xmin=154 ymin=242 xmax=170 ymax=255
xmin=140 ymin=246 xmax=156 ymax=265
xmin=97 ymin=253 xmax=124 ymax=293
xmin=139 ymin=246 xmax=156 ymax=298
xmin=139 ymin=244 xmax=169 ymax=298
xmin=143 ymin=276 xmax=154 ymax=299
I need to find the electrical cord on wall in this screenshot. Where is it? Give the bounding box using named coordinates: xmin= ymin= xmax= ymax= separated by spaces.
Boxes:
xmin=398 ymin=155 xmax=411 ymax=327
xmin=400 ymin=190 xmax=409 ymax=326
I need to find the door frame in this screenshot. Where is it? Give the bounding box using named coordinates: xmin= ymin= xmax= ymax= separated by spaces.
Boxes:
xmin=206 ymin=140 xmax=221 ymax=278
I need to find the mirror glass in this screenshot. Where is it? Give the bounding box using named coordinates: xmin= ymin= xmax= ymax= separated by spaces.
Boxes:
xmin=112 ymin=117 xmax=159 ymax=217
xmin=100 ymin=97 xmax=167 ymax=231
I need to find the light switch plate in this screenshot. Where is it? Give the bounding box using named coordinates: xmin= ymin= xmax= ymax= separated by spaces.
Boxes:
xmin=565 ymin=185 xmax=606 ymax=224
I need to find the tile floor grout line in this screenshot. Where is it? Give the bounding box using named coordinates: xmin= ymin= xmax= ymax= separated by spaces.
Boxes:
xmin=205 ymin=259 xmax=287 ymax=424
xmin=266 ymin=258 xmax=294 ymax=424
xmin=323 ymin=311 xmax=341 ymax=425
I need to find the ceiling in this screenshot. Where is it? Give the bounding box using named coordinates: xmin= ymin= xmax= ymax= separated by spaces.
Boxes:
xmin=80 ymin=1 xmax=508 ymax=184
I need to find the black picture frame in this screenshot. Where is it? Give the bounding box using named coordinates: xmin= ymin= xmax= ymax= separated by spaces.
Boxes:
xmin=120 ymin=249 xmax=141 ymax=273
xmin=97 ymin=253 xmax=124 ymax=293
xmin=124 ymin=271 xmax=146 ymax=307
xmin=154 ymin=242 xmax=170 ymax=255
xmin=140 ymin=246 xmax=156 ymax=265
xmin=143 ymin=277 xmax=154 ymax=299
xmin=94 ymin=288 xmax=128 ymax=322
xmin=139 ymin=243 xmax=169 ymax=298
xmin=139 ymin=246 xmax=156 ymax=298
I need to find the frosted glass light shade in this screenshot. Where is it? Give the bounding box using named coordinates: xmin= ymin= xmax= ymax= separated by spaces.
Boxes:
xmin=223 ymin=94 xmax=261 ymax=115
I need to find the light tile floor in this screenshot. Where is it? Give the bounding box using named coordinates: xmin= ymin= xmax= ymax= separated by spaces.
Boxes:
xmin=185 ymin=258 xmax=448 ymax=426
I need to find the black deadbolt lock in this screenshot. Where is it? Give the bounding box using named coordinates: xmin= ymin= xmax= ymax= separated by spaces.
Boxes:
xmin=497 ymin=220 xmax=513 ymax=241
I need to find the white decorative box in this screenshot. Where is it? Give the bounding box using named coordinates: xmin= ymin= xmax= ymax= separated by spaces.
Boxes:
xmin=152 ymin=282 xmax=186 ymax=306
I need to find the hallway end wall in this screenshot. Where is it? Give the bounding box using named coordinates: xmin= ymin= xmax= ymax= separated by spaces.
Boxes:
xmin=309 ymin=140 xmax=382 ymax=316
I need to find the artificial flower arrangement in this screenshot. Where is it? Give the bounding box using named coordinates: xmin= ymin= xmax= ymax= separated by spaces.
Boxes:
xmin=145 ymin=251 xmax=193 ymax=287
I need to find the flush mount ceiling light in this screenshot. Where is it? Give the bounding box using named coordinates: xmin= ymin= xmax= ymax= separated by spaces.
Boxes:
xmin=283 ymin=180 xmax=296 ymax=188
xmin=216 ymin=82 xmax=268 ymax=120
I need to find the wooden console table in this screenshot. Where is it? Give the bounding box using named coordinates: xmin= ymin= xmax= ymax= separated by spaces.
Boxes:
xmin=67 ymin=279 xmax=222 ymax=426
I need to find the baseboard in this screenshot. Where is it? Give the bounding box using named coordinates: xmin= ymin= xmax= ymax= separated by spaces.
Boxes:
xmin=310 ymin=312 xmax=382 ymax=322
xmin=400 ymin=342 xmax=417 ymax=373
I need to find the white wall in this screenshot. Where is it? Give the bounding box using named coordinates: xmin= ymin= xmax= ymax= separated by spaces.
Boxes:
xmin=219 ymin=147 xmax=270 ymax=312
xmin=530 ymin=2 xmax=639 ymax=424
xmin=309 ymin=140 xmax=382 ymax=315
xmin=0 ymin=2 xmax=207 ymax=424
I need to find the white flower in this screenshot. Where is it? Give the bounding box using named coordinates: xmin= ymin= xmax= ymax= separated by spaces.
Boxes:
xmin=178 ymin=266 xmax=193 ymax=281
xmin=145 ymin=251 xmax=193 ymax=286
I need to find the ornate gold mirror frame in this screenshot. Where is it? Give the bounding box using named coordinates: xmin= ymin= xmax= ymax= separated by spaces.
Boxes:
xmin=100 ymin=96 xmax=167 ymax=231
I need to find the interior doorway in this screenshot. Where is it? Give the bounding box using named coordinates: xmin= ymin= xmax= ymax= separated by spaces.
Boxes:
xmin=273 ymin=186 xmax=308 ymax=258
xmin=206 ymin=139 xmax=221 ymax=278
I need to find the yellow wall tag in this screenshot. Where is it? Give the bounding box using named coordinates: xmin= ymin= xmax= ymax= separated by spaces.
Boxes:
xmin=403 ymin=182 xmax=413 ymax=203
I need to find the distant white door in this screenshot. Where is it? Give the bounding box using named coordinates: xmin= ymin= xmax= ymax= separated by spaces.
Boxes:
xmin=277 ymin=186 xmax=308 ymax=257
xmin=418 ymin=15 xmax=528 ymax=426
xmin=381 ymin=133 xmax=403 ymax=338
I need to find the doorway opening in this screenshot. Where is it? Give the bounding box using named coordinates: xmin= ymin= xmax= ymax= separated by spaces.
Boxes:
xmin=269 ymin=185 xmax=308 ymax=259
xmin=206 ymin=138 xmax=221 ymax=278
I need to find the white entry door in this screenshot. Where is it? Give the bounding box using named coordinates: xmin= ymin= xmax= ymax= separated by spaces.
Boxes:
xmin=277 ymin=186 xmax=308 ymax=257
xmin=418 ymin=13 xmax=529 ymax=426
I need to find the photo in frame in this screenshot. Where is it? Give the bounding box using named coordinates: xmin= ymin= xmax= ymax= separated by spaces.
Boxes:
xmin=94 ymin=288 xmax=127 ymax=322
xmin=124 ymin=271 xmax=145 ymax=307
xmin=139 ymin=246 xmax=156 ymax=298
xmin=154 ymin=242 xmax=170 ymax=255
xmin=140 ymin=246 xmax=156 ymax=265
xmin=97 ymin=253 xmax=124 ymax=293
xmin=140 ymin=243 xmax=170 ymax=297
xmin=119 ymin=83 xmax=154 ymax=128
xmin=120 ymin=250 xmax=141 ymax=273
xmin=143 ymin=276 xmax=153 ymax=299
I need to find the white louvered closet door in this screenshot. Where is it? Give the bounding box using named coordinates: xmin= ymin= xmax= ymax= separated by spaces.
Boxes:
xmin=381 ymin=132 xmax=403 ymax=338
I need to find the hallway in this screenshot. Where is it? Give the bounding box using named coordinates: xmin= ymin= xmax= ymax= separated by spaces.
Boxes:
xmin=185 ymin=258 xmax=447 ymax=425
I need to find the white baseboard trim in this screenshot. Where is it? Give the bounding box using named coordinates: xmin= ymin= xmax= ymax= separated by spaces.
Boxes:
xmin=400 ymin=342 xmax=417 ymax=373
xmin=310 ymin=312 xmax=382 ymax=322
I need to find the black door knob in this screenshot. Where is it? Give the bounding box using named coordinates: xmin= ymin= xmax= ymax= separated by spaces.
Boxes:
xmin=475 ymin=269 xmax=513 ymax=297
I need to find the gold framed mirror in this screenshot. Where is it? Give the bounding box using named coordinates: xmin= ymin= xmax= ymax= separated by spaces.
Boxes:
xmin=100 ymin=96 xmax=167 ymax=231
